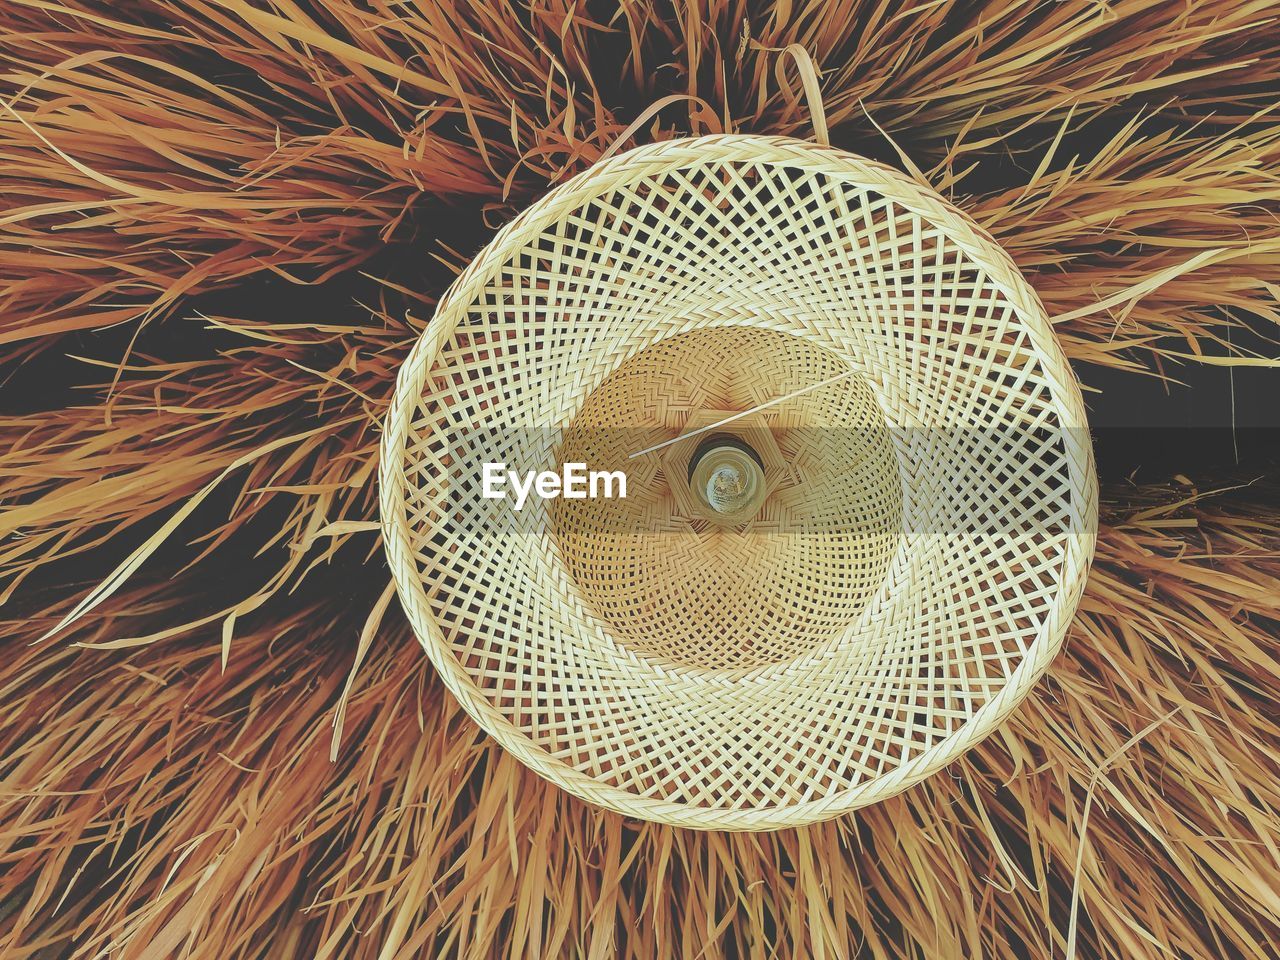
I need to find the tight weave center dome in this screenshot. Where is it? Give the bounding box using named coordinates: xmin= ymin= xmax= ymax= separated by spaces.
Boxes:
xmin=550 ymin=326 xmax=902 ymax=671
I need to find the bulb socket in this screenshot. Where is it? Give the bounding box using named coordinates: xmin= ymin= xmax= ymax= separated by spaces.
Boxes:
xmin=687 ymin=433 xmax=768 ymax=522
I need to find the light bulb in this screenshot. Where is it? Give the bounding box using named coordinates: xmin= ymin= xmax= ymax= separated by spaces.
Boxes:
xmin=687 ymin=435 xmax=766 ymax=522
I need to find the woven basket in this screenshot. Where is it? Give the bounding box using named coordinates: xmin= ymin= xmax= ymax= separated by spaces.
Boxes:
xmin=380 ymin=133 xmax=1097 ymax=830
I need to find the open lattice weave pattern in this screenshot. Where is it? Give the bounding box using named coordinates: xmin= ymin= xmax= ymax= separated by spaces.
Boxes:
xmin=380 ymin=135 xmax=1097 ymax=830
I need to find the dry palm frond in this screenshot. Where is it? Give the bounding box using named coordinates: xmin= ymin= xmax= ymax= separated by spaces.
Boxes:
xmin=1 ymin=1 xmax=1279 ymax=958
xmin=969 ymin=116 xmax=1280 ymax=371
xmin=1 ymin=0 xmax=1276 ymax=619
xmin=2 ymin=481 xmax=1278 ymax=958
xmin=1 ymin=0 xmax=1277 ymax=361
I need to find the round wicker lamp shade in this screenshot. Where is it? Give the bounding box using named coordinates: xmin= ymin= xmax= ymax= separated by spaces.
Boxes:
xmin=380 ymin=134 xmax=1097 ymax=830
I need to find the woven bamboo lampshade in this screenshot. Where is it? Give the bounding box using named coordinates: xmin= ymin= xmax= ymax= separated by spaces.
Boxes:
xmin=380 ymin=133 xmax=1098 ymax=830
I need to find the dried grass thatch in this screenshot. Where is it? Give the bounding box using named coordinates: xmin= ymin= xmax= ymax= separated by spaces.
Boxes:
xmin=1 ymin=2 xmax=1278 ymax=957
xmin=3 ymin=481 xmax=1278 ymax=958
